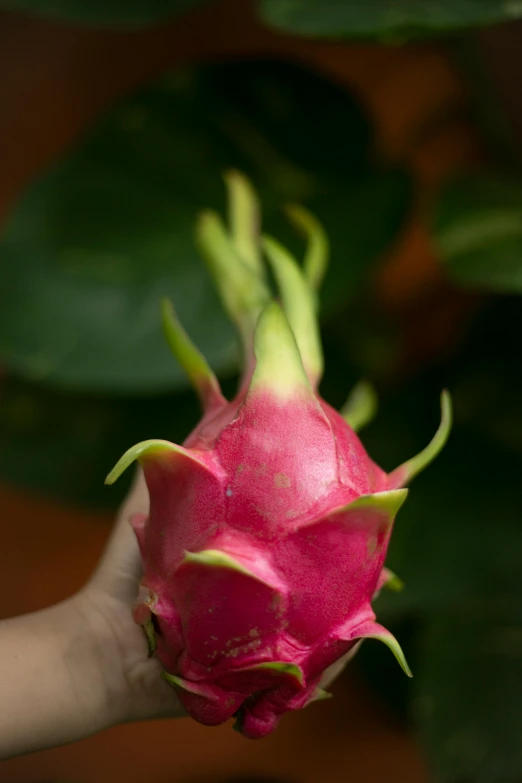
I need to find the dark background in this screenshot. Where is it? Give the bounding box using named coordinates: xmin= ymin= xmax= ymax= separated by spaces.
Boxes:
xmin=1 ymin=1 xmax=521 ymax=781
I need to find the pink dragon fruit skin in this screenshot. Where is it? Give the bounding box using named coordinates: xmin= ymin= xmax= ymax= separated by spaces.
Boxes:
xmin=106 ymin=173 xmax=451 ymax=738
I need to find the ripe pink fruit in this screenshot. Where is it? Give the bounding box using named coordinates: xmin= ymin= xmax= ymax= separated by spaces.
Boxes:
xmin=106 ymin=173 xmax=451 ymax=738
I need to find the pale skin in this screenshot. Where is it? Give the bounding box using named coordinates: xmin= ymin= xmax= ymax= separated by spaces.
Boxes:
xmin=0 ymin=469 xmax=184 ymax=760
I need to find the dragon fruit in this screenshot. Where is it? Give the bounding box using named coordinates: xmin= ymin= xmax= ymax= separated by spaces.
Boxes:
xmin=106 ymin=172 xmax=451 ymax=738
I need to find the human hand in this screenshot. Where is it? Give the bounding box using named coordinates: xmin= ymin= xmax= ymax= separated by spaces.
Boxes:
xmin=0 ymin=468 xmax=182 ymax=760
xmin=77 ymin=467 xmax=184 ymax=726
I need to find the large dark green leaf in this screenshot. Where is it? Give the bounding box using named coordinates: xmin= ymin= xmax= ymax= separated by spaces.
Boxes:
xmin=0 ymin=0 xmax=209 ymax=26
xmin=364 ymin=299 xmax=522 ymax=620
xmin=379 ymin=428 xmax=522 ymax=617
xmin=308 ymin=171 xmax=412 ymax=311
xmin=6 ymin=0 xmax=521 ymax=31
xmin=357 ymin=299 xmax=522 ymax=780
xmin=259 ymin=0 xmax=522 ymax=39
xmin=416 ymin=612 xmax=522 ymax=783
xmin=433 ymin=175 xmax=522 ymax=293
xmin=441 ymin=297 xmax=522 ymax=455
xmin=0 ymin=375 xmax=203 ymax=508
xmin=0 ymin=60 xmax=410 ymax=394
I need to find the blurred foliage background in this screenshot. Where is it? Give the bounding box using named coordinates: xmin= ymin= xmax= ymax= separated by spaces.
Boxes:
xmin=1 ymin=1 xmax=522 ymax=782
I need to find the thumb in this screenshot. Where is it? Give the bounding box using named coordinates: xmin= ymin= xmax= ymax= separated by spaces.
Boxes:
xmin=90 ymin=468 xmax=149 ymax=603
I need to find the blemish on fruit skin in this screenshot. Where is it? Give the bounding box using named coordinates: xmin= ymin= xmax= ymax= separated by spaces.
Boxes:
xmin=270 ymin=594 xmax=281 ymax=610
xmin=255 ymin=462 xmax=268 ymax=476
xmin=226 ymin=486 xmax=233 ymax=497
xmin=274 ymin=472 xmax=291 ymax=488
xmin=270 ymin=594 xmax=285 ymax=619
xmin=367 ymin=536 xmax=377 ymax=557
xmin=240 ymin=639 xmax=262 ymax=654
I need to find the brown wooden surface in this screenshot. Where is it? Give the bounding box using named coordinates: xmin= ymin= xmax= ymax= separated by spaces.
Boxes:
xmin=0 ymin=1 xmax=481 ymax=779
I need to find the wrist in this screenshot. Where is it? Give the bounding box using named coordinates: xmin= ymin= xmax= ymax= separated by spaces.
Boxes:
xmin=66 ymin=587 xmax=134 ymax=729
xmin=0 ymin=595 xmax=118 ymax=759
xmin=45 ymin=594 xmax=120 ymax=735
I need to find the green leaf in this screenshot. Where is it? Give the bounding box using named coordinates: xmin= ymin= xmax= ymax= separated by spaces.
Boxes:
xmin=196 ymin=210 xmax=270 ymax=352
xmin=442 ymin=298 xmax=522 ymax=457
xmin=365 ymin=298 xmax=522 ymax=622
xmin=143 ymin=615 xmax=157 ymax=657
xmin=262 ymin=234 xmax=323 ymax=384
xmin=161 ymin=298 xmax=225 ymax=411
xmin=433 ymin=175 xmax=522 ymax=293
xmin=181 ymin=549 xmax=259 ymax=578
xmin=381 ymin=567 xmax=404 ymax=592
xmin=259 ymin=0 xmax=522 ymax=40
xmin=0 ymin=374 xmax=203 ymax=508
xmin=0 ymin=0 xmax=210 ymax=26
xmin=340 ymin=379 xmax=378 ymax=432
xmin=416 ymin=612 xmax=522 ymax=783
xmin=361 ymin=623 xmax=412 ymax=678
xmin=249 ymin=302 xmax=311 ymax=399
xmin=160 ymin=671 xmax=218 ymax=700
xmin=367 ymin=400 xmax=522 ymax=620
xmin=388 ymin=390 xmax=452 ymax=488
xmin=224 ymin=170 xmax=263 ymax=276
xmin=284 ymin=203 xmax=329 ymax=295
xmin=333 ymin=489 xmax=409 ymax=520
xmin=307 ymin=171 xmax=412 ymax=312
xmin=105 ymin=438 xmax=209 ymax=485
xmin=0 ymin=61 xmax=409 ymax=394
xmin=237 ymin=661 xmax=305 ymax=685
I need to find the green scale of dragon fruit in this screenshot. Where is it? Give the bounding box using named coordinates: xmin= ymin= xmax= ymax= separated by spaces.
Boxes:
xmin=106 ymin=173 xmax=451 ymax=739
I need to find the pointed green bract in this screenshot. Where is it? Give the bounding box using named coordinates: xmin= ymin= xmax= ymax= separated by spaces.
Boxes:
xmin=196 ymin=210 xmax=270 ymax=351
xmin=161 ymin=298 xmax=224 ymax=411
xmin=161 ymin=671 xmax=218 ymax=700
xmin=105 ymin=439 xmax=206 ymax=485
xmin=332 ymin=489 xmax=409 ymax=521
xmin=388 ymin=390 xmax=452 ymax=488
xmin=262 ymin=235 xmax=323 ymax=386
xmin=382 ymin=567 xmax=404 ymax=592
xmin=143 ymin=615 xmax=157 ymax=657
xmin=244 ymin=661 xmax=304 ymax=686
xmin=224 ymin=170 xmax=262 ymax=275
xmin=249 ymin=302 xmax=312 ymax=400
xmin=233 ymin=710 xmax=244 ymax=733
xmin=285 ymin=203 xmax=329 ymax=295
xmin=363 ymin=627 xmax=413 ymax=678
xmin=307 ymin=687 xmax=333 ymax=705
xmin=181 ymin=549 xmax=282 ymax=592
xmin=181 ymin=549 xmax=259 ymax=578
xmin=340 ymin=380 xmax=378 ymax=433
